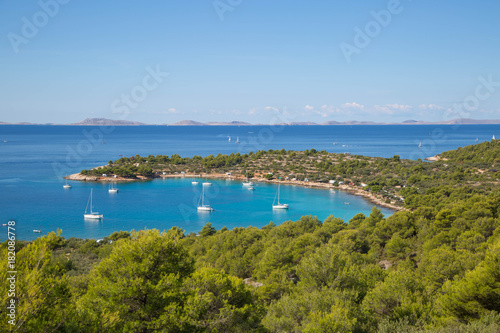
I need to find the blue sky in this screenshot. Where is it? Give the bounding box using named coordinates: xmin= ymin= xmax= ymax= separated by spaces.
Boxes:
xmin=1 ymin=0 xmax=499 ymax=124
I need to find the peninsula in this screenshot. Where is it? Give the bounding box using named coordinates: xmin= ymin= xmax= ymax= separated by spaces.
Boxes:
xmin=70 ymin=140 xmax=500 ymax=212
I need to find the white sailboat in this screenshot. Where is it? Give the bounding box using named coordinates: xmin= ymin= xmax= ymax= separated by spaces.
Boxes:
xmin=236 ymin=137 xmax=240 ymax=144
xmin=192 ymin=181 xmax=199 ymax=185
xmin=63 ymin=177 xmax=72 ymax=189
xmin=242 ymin=173 xmax=254 ymax=186
xmin=203 ymin=182 xmax=212 ymax=186
xmin=475 ymin=138 xmax=479 ymax=142
xmin=228 ymin=136 xmax=231 ymax=142
xmin=493 ymin=135 xmax=496 ymax=140
xmin=84 ymin=189 xmax=103 ymax=219
xmin=197 ymin=184 xmax=214 ymax=211
xmin=272 ymin=184 xmax=289 ymax=209
xmin=108 ymin=182 xmax=118 ymax=193
xmin=418 ymin=141 xmax=422 ymax=148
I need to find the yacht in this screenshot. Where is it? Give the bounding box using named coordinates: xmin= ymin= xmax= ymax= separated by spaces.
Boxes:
xmin=197 ymin=184 xmax=214 ymax=211
xmin=63 ymin=177 xmax=72 ymax=189
xmin=84 ymin=189 xmax=103 ymax=219
xmin=242 ymin=173 xmax=254 ymax=186
xmin=108 ymin=182 xmax=118 ymax=193
xmin=272 ymin=184 xmax=289 ymax=209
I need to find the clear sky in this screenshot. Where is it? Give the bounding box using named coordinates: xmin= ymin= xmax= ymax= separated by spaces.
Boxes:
xmin=1 ymin=0 xmax=499 ymax=124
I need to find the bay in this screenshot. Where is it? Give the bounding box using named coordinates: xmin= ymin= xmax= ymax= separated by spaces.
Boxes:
xmin=0 ymin=124 xmax=497 ymax=241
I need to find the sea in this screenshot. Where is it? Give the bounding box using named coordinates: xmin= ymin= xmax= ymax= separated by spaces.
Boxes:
xmin=0 ymin=124 xmax=497 ymax=241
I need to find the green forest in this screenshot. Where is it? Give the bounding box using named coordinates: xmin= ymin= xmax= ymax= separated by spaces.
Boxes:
xmin=2 ymin=140 xmax=500 ymax=332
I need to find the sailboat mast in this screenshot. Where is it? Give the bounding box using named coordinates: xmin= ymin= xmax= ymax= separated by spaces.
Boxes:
xmin=201 ymin=186 xmax=204 ymax=206
xmin=277 ymin=184 xmax=280 ymax=204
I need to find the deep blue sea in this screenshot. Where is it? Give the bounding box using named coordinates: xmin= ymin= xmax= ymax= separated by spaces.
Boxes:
xmin=0 ymin=124 xmax=497 ymax=241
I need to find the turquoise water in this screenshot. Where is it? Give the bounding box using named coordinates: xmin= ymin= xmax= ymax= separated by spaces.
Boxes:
xmin=4 ymin=177 xmax=391 ymax=241
xmin=1 ymin=124 xmax=498 ymax=241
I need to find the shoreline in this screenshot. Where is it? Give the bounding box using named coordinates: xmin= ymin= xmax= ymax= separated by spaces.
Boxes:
xmin=66 ymin=172 xmax=404 ymax=212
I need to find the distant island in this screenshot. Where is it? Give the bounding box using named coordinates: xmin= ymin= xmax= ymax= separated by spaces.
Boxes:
xmin=2 ymin=117 xmax=500 ymax=126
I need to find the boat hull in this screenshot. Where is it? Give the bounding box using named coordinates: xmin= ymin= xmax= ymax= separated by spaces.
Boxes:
xmin=272 ymin=204 xmax=289 ymax=209
xmin=197 ymin=206 xmax=213 ymax=212
xmin=108 ymin=189 xmax=118 ymax=193
xmin=84 ymin=214 xmax=103 ymax=219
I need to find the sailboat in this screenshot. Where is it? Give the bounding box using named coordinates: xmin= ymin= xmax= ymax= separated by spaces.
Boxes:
xmin=475 ymin=138 xmax=479 ymax=142
xmin=192 ymin=180 xmax=199 ymax=185
xmin=108 ymin=182 xmax=118 ymax=193
xmin=242 ymin=173 xmax=254 ymax=186
xmin=228 ymin=136 xmax=231 ymax=142
xmin=236 ymin=137 xmax=240 ymax=144
xmin=84 ymin=189 xmax=103 ymax=219
xmin=197 ymin=184 xmax=214 ymax=211
xmin=493 ymin=135 xmax=496 ymax=140
xmin=272 ymin=183 xmax=289 ymax=209
xmin=63 ymin=177 xmax=72 ymax=189
xmin=418 ymin=141 xmax=422 ymax=148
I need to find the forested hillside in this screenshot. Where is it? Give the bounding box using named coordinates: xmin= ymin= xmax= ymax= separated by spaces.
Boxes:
xmin=2 ymin=141 xmax=500 ymax=332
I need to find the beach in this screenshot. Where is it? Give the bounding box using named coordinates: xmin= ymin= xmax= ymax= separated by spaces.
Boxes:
xmin=66 ymin=171 xmax=404 ymax=211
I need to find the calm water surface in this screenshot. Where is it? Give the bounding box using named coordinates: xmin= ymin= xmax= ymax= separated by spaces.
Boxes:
xmin=0 ymin=124 xmax=497 ymax=240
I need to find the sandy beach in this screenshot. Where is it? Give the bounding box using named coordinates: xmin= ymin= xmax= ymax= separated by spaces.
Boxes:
xmin=66 ymin=172 xmax=404 ymax=212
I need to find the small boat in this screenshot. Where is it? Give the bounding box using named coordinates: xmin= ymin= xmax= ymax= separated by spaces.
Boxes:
xmin=202 ymin=182 xmax=212 ymax=186
xmin=33 ymin=230 xmax=42 ymax=233
xmin=3 ymin=140 xmax=7 ymax=143
xmin=493 ymin=135 xmax=496 ymax=140
xmin=475 ymin=138 xmax=479 ymax=142
xmin=272 ymin=184 xmax=289 ymax=209
xmin=63 ymin=177 xmax=72 ymax=189
xmin=197 ymin=184 xmax=214 ymax=211
xmin=236 ymin=137 xmax=240 ymax=144
xmin=228 ymin=136 xmax=231 ymax=142
xmin=418 ymin=141 xmax=422 ymax=148
xmin=84 ymin=189 xmax=103 ymax=219
xmin=242 ymin=173 xmax=254 ymax=186
xmin=108 ymin=182 xmax=118 ymax=193
xmin=192 ymin=181 xmax=199 ymax=185
xmin=344 ymin=202 xmax=351 ymax=205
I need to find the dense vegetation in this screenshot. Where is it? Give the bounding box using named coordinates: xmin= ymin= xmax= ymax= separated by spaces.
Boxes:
xmin=2 ymin=140 xmax=500 ymax=332
xmin=80 ymin=140 xmax=500 ymax=208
